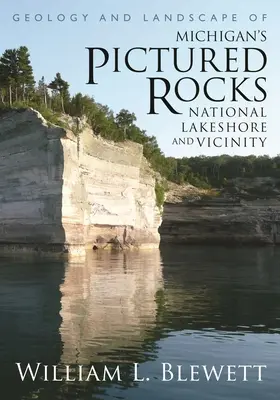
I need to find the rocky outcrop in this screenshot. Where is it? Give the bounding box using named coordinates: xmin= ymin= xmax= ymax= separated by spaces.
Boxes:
xmin=160 ymin=189 xmax=280 ymax=245
xmin=165 ymin=181 xmax=211 ymax=203
xmin=0 ymin=108 xmax=161 ymax=257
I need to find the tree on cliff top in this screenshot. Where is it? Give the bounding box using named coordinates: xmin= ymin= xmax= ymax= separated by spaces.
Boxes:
xmin=70 ymin=93 xmax=94 ymax=117
xmin=36 ymin=76 xmax=49 ymax=107
xmin=17 ymin=46 xmax=35 ymax=101
xmin=116 ymin=109 xmax=136 ymax=139
xmin=2 ymin=45 xmax=280 ymax=191
xmin=48 ymin=72 xmax=70 ymax=113
xmin=0 ymin=48 xmax=18 ymax=105
xmin=0 ymin=46 xmax=35 ymax=105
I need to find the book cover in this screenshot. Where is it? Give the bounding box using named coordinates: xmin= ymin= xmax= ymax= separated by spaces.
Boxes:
xmin=0 ymin=1 xmax=279 ymax=400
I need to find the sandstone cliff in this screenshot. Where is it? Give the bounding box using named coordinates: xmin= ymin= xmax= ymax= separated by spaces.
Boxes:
xmin=0 ymin=108 xmax=161 ymax=256
xmin=160 ymin=180 xmax=280 ymax=245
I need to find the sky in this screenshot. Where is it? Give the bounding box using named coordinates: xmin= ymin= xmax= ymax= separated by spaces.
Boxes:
xmin=0 ymin=0 xmax=279 ymax=158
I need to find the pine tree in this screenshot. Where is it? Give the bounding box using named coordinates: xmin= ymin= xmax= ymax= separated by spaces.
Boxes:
xmin=17 ymin=46 xmax=35 ymax=101
xmin=0 ymin=46 xmax=35 ymax=104
xmin=70 ymin=92 xmax=84 ymax=116
xmin=0 ymin=48 xmax=18 ymax=105
xmin=48 ymin=73 xmax=70 ymax=113
xmin=0 ymin=64 xmax=7 ymax=103
xmin=37 ymin=76 xmax=48 ymax=106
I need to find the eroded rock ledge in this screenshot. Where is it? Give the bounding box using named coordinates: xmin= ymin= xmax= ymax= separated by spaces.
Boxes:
xmin=160 ymin=180 xmax=280 ymax=245
xmin=0 ymin=108 xmax=161 ymax=257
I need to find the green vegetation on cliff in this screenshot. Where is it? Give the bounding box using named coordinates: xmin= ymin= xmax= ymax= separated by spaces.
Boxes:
xmin=1 ymin=46 xmax=280 ymax=192
xmin=155 ymin=181 xmax=167 ymax=209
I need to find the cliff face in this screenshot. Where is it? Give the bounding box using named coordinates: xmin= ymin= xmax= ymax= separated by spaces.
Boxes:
xmin=160 ymin=195 xmax=280 ymax=246
xmin=0 ymin=108 xmax=161 ymax=256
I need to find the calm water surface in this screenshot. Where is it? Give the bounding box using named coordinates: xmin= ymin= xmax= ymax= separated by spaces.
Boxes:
xmin=1 ymin=246 xmax=280 ymax=400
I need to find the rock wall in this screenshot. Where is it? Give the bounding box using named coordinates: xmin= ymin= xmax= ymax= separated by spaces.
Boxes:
xmin=0 ymin=108 xmax=161 ymax=256
xmin=160 ymin=200 xmax=280 ymax=245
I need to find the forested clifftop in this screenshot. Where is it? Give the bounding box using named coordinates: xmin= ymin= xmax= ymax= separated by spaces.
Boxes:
xmin=1 ymin=45 xmax=280 ymax=193
xmin=2 ymin=46 xmax=280 ymax=250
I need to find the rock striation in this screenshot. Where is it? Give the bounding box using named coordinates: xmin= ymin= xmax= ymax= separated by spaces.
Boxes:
xmin=0 ymin=108 xmax=161 ymax=257
xmin=160 ymin=179 xmax=280 ymax=245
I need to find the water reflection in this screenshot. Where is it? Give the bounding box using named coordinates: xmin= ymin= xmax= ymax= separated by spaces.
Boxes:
xmin=160 ymin=246 xmax=280 ymax=332
xmin=1 ymin=246 xmax=280 ymax=400
xmin=59 ymin=250 xmax=163 ymax=364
